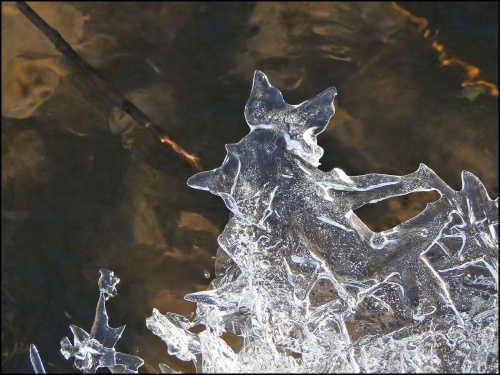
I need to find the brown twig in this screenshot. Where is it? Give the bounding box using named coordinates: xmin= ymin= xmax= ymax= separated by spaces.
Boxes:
xmin=13 ymin=1 xmax=203 ymax=171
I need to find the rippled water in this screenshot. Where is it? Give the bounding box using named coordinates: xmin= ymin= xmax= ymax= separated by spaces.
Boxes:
xmin=2 ymin=2 xmax=497 ymax=373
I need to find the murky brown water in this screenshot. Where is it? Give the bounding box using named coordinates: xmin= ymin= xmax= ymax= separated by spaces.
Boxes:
xmin=2 ymin=2 xmax=497 ymax=373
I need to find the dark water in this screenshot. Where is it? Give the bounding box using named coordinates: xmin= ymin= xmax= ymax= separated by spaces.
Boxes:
xmin=2 ymin=2 xmax=498 ymax=373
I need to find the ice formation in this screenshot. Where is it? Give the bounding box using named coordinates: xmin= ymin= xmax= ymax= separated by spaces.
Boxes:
xmin=29 ymin=344 xmax=46 ymax=374
xmin=59 ymin=269 xmax=144 ymax=373
xmin=146 ymin=71 xmax=498 ymax=373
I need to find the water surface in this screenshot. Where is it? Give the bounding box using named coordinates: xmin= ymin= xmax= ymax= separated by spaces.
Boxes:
xmin=2 ymin=2 xmax=497 ymax=373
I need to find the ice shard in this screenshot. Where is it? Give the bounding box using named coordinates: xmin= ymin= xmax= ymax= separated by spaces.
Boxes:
xmin=29 ymin=344 xmax=46 ymax=374
xmin=60 ymin=269 xmax=144 ymax=374
xmin=147 ymin=71 xmax=498 ymax=373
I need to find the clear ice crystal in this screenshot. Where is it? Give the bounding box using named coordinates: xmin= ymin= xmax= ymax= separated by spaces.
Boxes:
xmin=29 ymin=344 xmax=46 ymax=374
xmin=147 ymin=71 xmax=499 ymax=373
xmin=60 ymin=269 xmax=144 ymax=373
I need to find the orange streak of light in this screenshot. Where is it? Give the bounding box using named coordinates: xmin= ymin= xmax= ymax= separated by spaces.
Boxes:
xmin=392 ymin=2 xmax=498 ymax=98
xmin=159 ymin=135 xmax=203 ymax=171
xmin=391 ymin=2 xmax=428 ymax=31
xmin=463 ymin=81 xmax=499 ymax=97
xmin=442 ymin=58 xmax=480 ymax=80
xmin=432 ymin=40 xmax=444 ymax=53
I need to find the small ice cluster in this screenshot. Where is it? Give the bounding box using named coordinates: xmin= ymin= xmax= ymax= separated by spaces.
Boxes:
xmin=147 ymin=71 xmax=498 ymax=373
xmin=59 ymin=269 xmax=144 ymax=373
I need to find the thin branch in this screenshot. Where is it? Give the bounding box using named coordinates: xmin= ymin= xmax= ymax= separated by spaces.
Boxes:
xmin=13 ymin=1 xmax=203 ymax=171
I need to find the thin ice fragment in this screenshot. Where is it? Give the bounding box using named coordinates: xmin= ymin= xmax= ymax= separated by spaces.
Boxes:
xmin=60 ymin=269 xmax=144 ymax=373
xmin=29 ymin=344 xmax=46 ymax=374
xmin=98 ymin=268 xmax=120 ymax=299
xmin=159 ymin=362 xmax=182 ymax=374
xmin=146 ymin=308 xmax=200 ymax=363
xmin=148 ymin=71 xmax=498 ymax=373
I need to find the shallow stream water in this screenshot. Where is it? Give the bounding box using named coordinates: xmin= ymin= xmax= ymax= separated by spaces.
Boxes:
xmin=2 ymin=2 xmax=498 ymax=373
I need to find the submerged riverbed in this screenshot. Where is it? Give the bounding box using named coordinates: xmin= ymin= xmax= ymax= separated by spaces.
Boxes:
xmin=2 ymin=2 xmax=498 ymax=373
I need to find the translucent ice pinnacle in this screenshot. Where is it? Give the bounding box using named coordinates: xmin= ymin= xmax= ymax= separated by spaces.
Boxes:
xmin=148 ymin=71 xmax=498 ymax=373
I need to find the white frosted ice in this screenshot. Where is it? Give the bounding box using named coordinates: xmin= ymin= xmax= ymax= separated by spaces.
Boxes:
xmin=147 ymin=71 xmax=498 ymax=373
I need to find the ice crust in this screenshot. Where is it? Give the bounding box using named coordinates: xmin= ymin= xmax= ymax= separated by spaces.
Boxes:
xmin=147 ymin=71 xmax=498 ymax=373
xmin=60 ymin=269 xmax=144 ymax=373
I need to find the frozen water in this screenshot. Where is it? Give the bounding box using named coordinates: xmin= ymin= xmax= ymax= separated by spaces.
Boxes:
xmin=151 ymin=70 xmax=498 ymax=372
xmin=60 ymin=269 xmax=144 ymax=373
xmin=29 ymin=344 xmax=46 ymax=374
xmin=27 ymin=71 xmax=497 ymax=373
xmin=147 ymin=71 xmax=498 ymax=372
xmin=29 ymin=270 xmax=143 ymax=373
